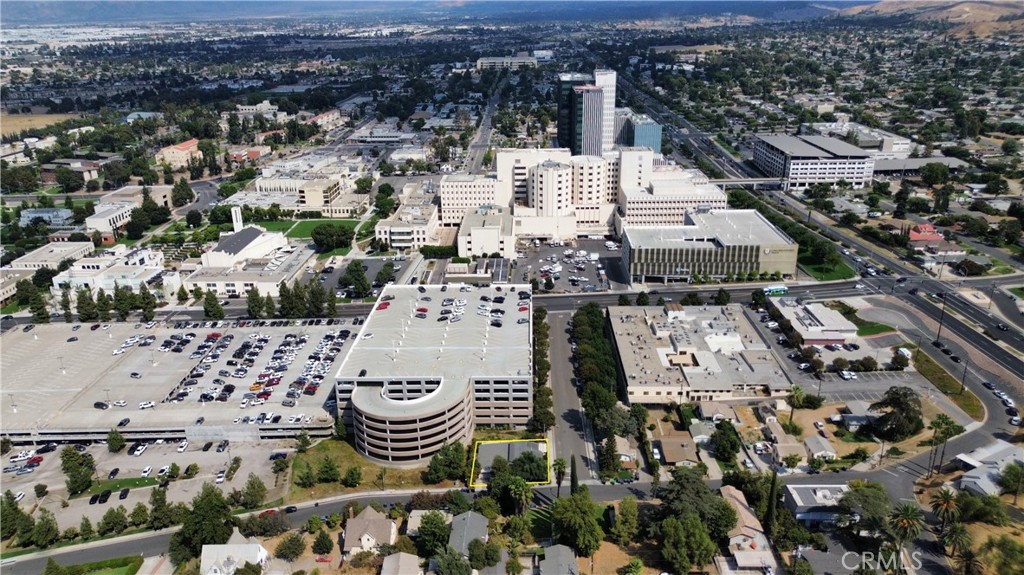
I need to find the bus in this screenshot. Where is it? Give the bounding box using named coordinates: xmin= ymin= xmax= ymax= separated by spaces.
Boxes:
xmin=763 ymin=285 xmax=788 ymax=296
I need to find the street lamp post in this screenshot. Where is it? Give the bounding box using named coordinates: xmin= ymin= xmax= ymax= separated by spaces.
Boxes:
xmin=934 ymin=296 xmax=949 ymax=343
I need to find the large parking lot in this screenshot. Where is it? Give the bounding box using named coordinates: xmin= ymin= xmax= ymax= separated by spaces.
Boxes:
xmin=0 ymin=320 xmax=355 ymax=442
xmin=518 ymin=239 xmax=630 ymax=292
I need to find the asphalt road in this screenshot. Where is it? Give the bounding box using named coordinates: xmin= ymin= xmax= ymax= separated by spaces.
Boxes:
xmin=546 ymin=311 xmax=598 ymax=479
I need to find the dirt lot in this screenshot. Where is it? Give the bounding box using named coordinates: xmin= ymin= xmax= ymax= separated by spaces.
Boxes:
xmin=578 ymin=540 xmax=679 ymax=575
xmin=0 ymin=113 xmax=79 ymax=135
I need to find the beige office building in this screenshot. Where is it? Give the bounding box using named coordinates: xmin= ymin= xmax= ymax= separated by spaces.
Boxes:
xmin=622 ymin=209 xmax=797 ymax=284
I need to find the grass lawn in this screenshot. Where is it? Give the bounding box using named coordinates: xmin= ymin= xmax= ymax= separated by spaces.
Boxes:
xmin=1 ymin=302 xmax=24 ymax=314
xmin=912 ymin=349 xmax=984 ymax=421
xmin=288 ymin=438 xmax=429 ymax=503
xmin=1009 ymin=287 xmax=1024 ymax=299
xmin=798 ymin=256 xmax=856 ymax=281
xmin=88 ymin=567 xmax=136 ymax=575
xmin=78 ymin=477 xmax=159 ymax=498
xmin=356 ymin=216 xmax=379 ymax=241
xmin=824 ymin=301 xmax=896 ymax=336
xmin=987 ymin=265 xmax=1015 ymax=275
xmin=253 ymin=220 xmax=296 ymax=233
xmin=317 ymin=246 xmax=352 ymax=260
xmin=286 ymin=219 xmax=359 ymax=239
xmin=835 ymin=430 xmax=875 ymax=443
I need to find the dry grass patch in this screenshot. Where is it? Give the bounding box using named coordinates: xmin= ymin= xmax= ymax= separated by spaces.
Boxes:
xmin=288 ymin=438 xmax=429 ymax=503
xmin=577 ymin=541 xmax=669 ymax=575
xmin=1 ymin=113 xmax=80 ymax=135
xmin=733 ymin=406 xmax=765 ymax=444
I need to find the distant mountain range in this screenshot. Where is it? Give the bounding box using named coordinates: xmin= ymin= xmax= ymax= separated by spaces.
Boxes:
xmin=1 ymin=1 xmax=867 ymax=27
xmin=841 ymin=0 xmax=1024 ymax=37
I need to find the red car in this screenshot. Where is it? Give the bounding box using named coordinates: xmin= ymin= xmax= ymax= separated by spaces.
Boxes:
xmin=258 ymin=509 xmax=276 ymax=518
xmin=518 ymin=306 xmax=529 ymax=312
xmin=26 ymin=456 xmax=43 ymax=465
xmin=315 ymin=556 xmax=333 ymax=563
xmin=257 ymin=390 xmax=272 ymax=400
xmin=416 ymin=307 xmax=428 ymax=313
xmin=376 ymin=303 xmax=390 ymax=310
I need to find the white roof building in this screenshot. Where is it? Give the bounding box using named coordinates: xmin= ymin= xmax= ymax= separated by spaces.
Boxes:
xmin=9 ymin=242 xmax=93 ymax=270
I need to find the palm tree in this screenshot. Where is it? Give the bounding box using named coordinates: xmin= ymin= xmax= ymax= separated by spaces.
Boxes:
xmin=789 ymin=385 xmax=805 ymax=421
xmin=508 ymin=476 xmax=531 ymax=516
xmin=941 ymin=522 xmax=972 ymax=557
xmin=888 ymin=502 xmax=925 ymax=547
xmin=952 ymin=548 xmax=984 ymax=575
xmin=552 ymin=457 xmax=567 ymax=498
xmin=929 ymin=488 xmax=959 ymax=532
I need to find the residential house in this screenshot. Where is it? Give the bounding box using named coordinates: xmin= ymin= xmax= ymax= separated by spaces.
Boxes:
xmin=660 ymin=439 xmax=701 ymax=468
xmin=698 ymin=401 xmax=737 ymax=424
xmin=688 ymin=420 xmax=712 ymax=445
xmin=381 ymin=552 xmax=422 ymax=575
xmin=783 ymin=484 xmax=850 ymax=526
xmin=200 ymin=528 xmax=271 ymax=575
xmin=405 ymin=509 xmax=451 ymax=537
xmin=539 ymin=545 xmax=579 ymax=575
xmin=763 ymin=420 xmax=790 ymax=444
xmin=805 ymin=435 xmax=838 ymax=461
xmin=716 ymin=486 xmax=779 ymax=575
xmin=773 ymin=441 xmax=806 ymax=468
xmin=342 ymin=507 xmax=397 ymax=559
xmin=756 ymin=403 xmax=778 ymax=424
xmin=842 ymin=400 xmax=879 ymax=432
xmin=956 ymin=440 xmax=1024 ymax=497
xmin=448 ymin=511 xmax=489 ymax=558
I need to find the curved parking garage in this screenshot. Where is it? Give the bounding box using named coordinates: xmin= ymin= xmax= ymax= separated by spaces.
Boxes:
xmin=351 ymin=379 xmax=473 ymax=464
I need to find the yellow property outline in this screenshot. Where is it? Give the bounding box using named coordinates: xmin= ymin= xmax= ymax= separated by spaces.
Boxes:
xmin=468 ymin=438 xmax=551 ymax=488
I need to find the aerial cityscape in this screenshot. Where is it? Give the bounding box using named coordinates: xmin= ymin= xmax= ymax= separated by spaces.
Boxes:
xmin=1 ymin=1 xmax=1023 ymax=574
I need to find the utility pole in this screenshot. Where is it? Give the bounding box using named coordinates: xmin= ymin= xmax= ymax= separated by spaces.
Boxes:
xmin=959 ymin=360 xmax=969 ymax=395
xmin=934 ymin=295 xmax=949 ymax=342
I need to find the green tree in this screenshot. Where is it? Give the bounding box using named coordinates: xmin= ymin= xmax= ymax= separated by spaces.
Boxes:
xmin=1001 ymin=138 xmax=1020 ymax=156
xmin=138 ymin=283 xmax=156 ymax=321
xmin=552 ymin=489 xmax=604 ymax=557
xmin=98 ymin=505 xmax=129 ymax=535
xmin=32 ymin=509 xmax=60 ymax=548
xmin=203 ymin=290 xmax=225 ymax=320
xmin=316 ymin=457 xmax=340 ymax=484
xmin=60 ymin=288 xmax=72 ymax=323
xmin=246 ymin=287 xmax=264 ymax=319
xmin=552 ymin=457 xmax=567 ymax=498
xmin=30 ymin=291 xmax=49 ymax=323
xmin=172 ymin=178 xmax=195 ymax=207
xmin=709 ymin=422 xmax=741 ymax=460
xmin=434 ymin=546 xmax=472 ymax=575
xmin=76 ymin=288 xmax=98 ymax=321
xmin=980 ymin=534 xmax=1024 ymax=575
xmin=274 ymin=531 xmax=306 ymax=562
xmin=312 ymin=529 xmax=334 ymax=555
xmin=997 ymin=461 xmax=1023 ymax=503
xmin=176 ymin=285 xmax=189 ymax=304
xmin=658 ymin=467 xmax=737 ymax=541
xmin=838 ymin=480 xmax=891 ymax=535
xmin=185 ymin=209 xmax=202 ymax=228
xmin=264 ymin=294 xmax=276 ymax=318
xmin=107 ymin=428 xmax=126 ymax=452
xmin=240 ymin=473 xmax=267 ymax=509
xmin=635 ymin=291 xmax=650 ymax=306
xmin=869 ymin=386 xmax=924 ymax=441
xmin=59 ymin=446 xmax=94 ymax=496
xmin=888 ymin=502 xmax=925 ymax=548
xmin=148 ymin=486 xmax=175 ymax=529
xmin=168 ymin=483 xmax=234 ymax=565
xmin=941 ymin=522 xmax=972 ymax=557
xmin=930 ymin=488 xmax=960 ymax=532
xmin=130 ymin=502 xmax=150 ymax=527
xmin=418 ymin=510 xmax=451 ymax=556
xmin=296 ymin=430 xmax=311 ymax=453
xmin=713 ymin=287 xmax=731 ymax=305
xmin=611 ymin=495 xmax=639 ymax=547
xmin=342 ymin=465 xmax=362 ymax=488
xmin=79 ymin=516 xmax=95 ymax=540
xmin=661 ymin=513 xmax=716 ymax=575
xmin=569 ymin=455 xmax=579 ymax=495
xmin=54 ymin=166 xmax=84 ymax=193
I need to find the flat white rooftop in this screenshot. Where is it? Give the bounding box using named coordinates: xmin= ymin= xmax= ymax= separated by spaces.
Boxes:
xmin=336 ymin=284 xmax=533 ymax=383
xmin=624 ymin=209 xmax=795 ymax=248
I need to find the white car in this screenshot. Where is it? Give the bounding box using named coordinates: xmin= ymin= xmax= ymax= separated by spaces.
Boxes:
xmin=177 ymin=441 xmax=188 ymax=453
xmin=112 ymin=400 xmax=127 ymax=407
xmin=855 ymin=284 xmax=865 ymax=290
xmin=362 ymin=333 xmax=374 ymax=340
xmin=112 ymin=348 xmax=125 ymax=356
xmin=138 ymin=401 xmax=155 ymax=410
xmin=14 ymin=491 xmax=25 ymax=502
xmin=1004 ymin=398 xmax=1016 ymax=408
xmin=233 ymin=417 xmax=241 ymax=424
xmin=141 ymin=466 xmax=152 ymax=477
xmin=215 ymin=471 xmax=226 ymax=484
xmin=1011 ymin=416 xmax=1022 ymax=426
xmin=158 ymin=465 xmax=170 ymax=476
xmin=814 ymin=421 xmax=825 ymax=430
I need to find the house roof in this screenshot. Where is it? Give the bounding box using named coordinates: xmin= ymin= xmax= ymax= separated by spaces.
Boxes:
xmin=689 ymin=421 xmax=711 ymax=439
xmin=698 ymin=401 xmax=735 ymax=420
xmin=720 ymin=486 xmax=765 ymax=541
xmin=381 ymin=552 xmax=421 ymax=575
xmin=448 ymin=511 xmax=489 ymax=556
xmin=660 ymin=439 xmax=700 ymax=465
xmin=212 ymin=227 xmax=264 ymax=256
xmin=343 ymin=507 xmax=394 ymax=552
xmin=539 ymin=544 xmax=579 ymax=575
xmin=805 ymin=434 xmax=837 ymax=456
xmin=172 ymin=138 xmax=200 ymax=150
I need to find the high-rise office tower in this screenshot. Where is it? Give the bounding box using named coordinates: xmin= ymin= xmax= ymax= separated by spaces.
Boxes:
xmin=557 ymin=72 xmax=592 ymax=151
xmin=572 ymin=85 xmax=604 ymax=156
xmin=593 ymin=69 xmax=617 ymax=153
